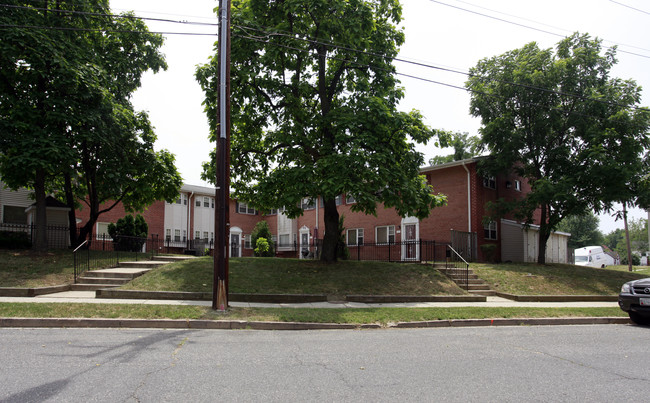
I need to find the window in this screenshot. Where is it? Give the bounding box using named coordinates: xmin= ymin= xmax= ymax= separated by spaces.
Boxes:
xmin=195 ymin=199 xmax=201 ymax=207
xmin=244 ymin=235 xmax=252 ymax=249
xmin=183 ymin=195 xmax=188 ymax=205
xmin=175 ymin=196 xmax=181 ymax=204
xmin=347 ymin=228 xmax=364 ymax=246
xmin=514 ymin=180 xmax=521 ymax=192
xmin=195 ymin=231 xmax=200 ymax=240
xmin=2 ymin=206 xmax=27 ymax=224
xmin=238 ymin=202 xmax=257 ymax=215
xmin=203 ymin=197 xmax=210 ymax=207
xmin=210 ymin=232 xmax=214 ymax=241
xmin=96 ymin=222 xmax=111 ymax=240
xmin=165 ymin=229 xmax=171 ymax=241
xmin=483 ymin=176 xmax=496 ymax=189
xmin=211 ymin=198 xmax=215 ymax=208
xmin=484 ymin=221 xmax=497 ymax=240
xmin=376 ymin=225 xmax=395 ymax=244
xmin=203 ymin=231 xmax=209 ymax=241
xmin=301 ymin=198 xmax=315 ymax=210
xmin=279 ymin=234 xmax=291 ymax=247
xmin=346 ymin=194 xmax=356 ymax=204
xmin=174 ymin=229 xmax=181 ymax=242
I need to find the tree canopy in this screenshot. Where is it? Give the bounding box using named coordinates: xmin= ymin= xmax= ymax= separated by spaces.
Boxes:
xmin=428 ymin=132 xmax=480 ymax=165
xmin=556 ymin=212 xmax=604 ymax=250
xmin=197 ymin=0 xmax=447 ymax=262
xmin=0 ymin=0 xmax=182 ymax=249
xmin=466 ymin=33 xmax=650 ymax=264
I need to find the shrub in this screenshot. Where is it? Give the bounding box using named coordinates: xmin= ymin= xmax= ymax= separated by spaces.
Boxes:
xmin=255 ymin=237 xmax=271 ymax=257
xmin=0 ymin=230 xmax=31 ymax=249
xmin=107 ymin=214 xmax=148 ymax=252
xmin=251 ymin=221 xmax=274 ymax=257
xmin=480 ymin=243 xmax=497 ymax=263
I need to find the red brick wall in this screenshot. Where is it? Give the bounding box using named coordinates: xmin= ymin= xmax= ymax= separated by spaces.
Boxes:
xmin=75 ymin=200 xmax=165 ymax=239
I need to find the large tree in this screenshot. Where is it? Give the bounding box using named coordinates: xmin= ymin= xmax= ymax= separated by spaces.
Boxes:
xmin=466 ymin=33 xmax=650 ymax=264
xmin=556 ymin=212 xmax=604 ymax=250
xmin=0 ymin=1 xmax=182 ymax=249
xmin=197 ymin=0 xmax=447 ymax=262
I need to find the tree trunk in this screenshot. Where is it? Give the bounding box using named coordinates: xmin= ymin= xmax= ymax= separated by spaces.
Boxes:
xmin=623 ymin=202 xmax=633 ymax=272
xmin=32 ymin=169 xmax=48 ymax=252
xmin=537 ymin=203 xmax=549 ymax=265
xmin=64 ymin=173 xmax=80 ymax=248
xmin=320 ymin=198 xmax=340 ymax=263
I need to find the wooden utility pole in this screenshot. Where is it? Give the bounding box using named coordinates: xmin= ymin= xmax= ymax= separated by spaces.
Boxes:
xmin=213 ymin=0 xmax=231 ymax=311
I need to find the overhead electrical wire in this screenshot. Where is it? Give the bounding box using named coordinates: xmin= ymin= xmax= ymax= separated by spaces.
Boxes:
xmin=608 ymin=0 xmax=650 ymax=16
xmin=1 ymin=2 xmax=648 ymax=115
xmin=426 ymin=0 xmax=650 ymax=59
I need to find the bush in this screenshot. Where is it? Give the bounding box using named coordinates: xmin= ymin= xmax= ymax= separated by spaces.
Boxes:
xmin=480 ymin=243 xmax=498 ymax=263
xmin=621 ymin=252 xmax=641 ymax=266
xmin=255 ymin=237 xmax=271 ymax=256
xmin=251 ymin=221 xmax=274 ymax=257
xmin=107 ymin=214 xmax=148 ymax=252
xmin=0 ymin=231 xmax=31 ymax=249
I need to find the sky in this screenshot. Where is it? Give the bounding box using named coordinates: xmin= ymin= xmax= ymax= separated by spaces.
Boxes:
xmin=109 ymin=0 xmax=650 ymax=234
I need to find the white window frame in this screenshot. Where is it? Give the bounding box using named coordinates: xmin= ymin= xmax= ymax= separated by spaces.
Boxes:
xmin=375 ymin=225 xmax=395 ymax=245
xmin=174 ymin=229 xmax=181 ymax=242
xmin=483 ymin=176 xmax=496 ymax=190
xmin=244 ymin=234 xmax=252 ymax=249
xmin=484 ymin=221 xmax=497 ymax=240
xmin=195 ymin=231 xmax=200 ymax=239
xmin=346 ymin=228 xmax=364 ymax=246
xmin=165 ymin=229 xmax=171 ymax=241
xmin=203 ymin=197 xmax=210 ymax=208
xmin=238 ymin=201 xmax=257 ymax=215
xmin=514 ymin=180 xmax=521 ymax=192
xmin=346 ymin=194 xmax=356 ymax=204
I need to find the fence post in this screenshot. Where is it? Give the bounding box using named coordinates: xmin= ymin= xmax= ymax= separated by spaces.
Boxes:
xmin=357 ymin=243 xmax=360 ymax=261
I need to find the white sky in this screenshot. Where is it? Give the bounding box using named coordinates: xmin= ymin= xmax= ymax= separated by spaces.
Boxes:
xmin=109 ymin=0 xmax=650 ymax=234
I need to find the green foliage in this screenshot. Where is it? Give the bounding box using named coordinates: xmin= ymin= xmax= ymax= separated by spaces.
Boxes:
xmin=557 ymin=212 xmax=604 ymax=250
xmin=107 ymin=214 xmax=148 ymax=252
xmin=479 ymin=244 xmax=497 ymax=263
xmin=254 ymin=237 xmax=271 ymax=257
xmin=466 ymin=32 xmax=650 ymax=264
xmin=0 ymin=1 xmax=182 ymax=249
xmin=197 ymin=0 xmax=447 ymax=261
xmin=251 ymin=221 xmax=275 ymax=257
xmin=604 ymin=228 xmax=625 ymax=250
xmin=429 ymin=132 xmax=480 ymax=165
xmin=0 ymin=231 xmax=32 ymax=249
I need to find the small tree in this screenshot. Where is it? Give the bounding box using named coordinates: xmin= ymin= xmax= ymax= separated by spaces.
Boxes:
xmin=251 ymin=221 xmax=274 ymax=257
xmin=254 ymin=237 xmax=271 ymax=257
xmin=107 ymin=214 xmax=148 ymax=252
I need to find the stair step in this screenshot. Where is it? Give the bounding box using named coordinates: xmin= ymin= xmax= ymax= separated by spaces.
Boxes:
xmin=153 ymin=255 xmax=196 ymax=262
xmin=456 ymin=284 xmax=492 ymax=290
xmin=71 ymin=284 xmax=121 ymax=291
xmin=469 ymin=290 xmax=497 ymax=296
xmin=82 ymin=271 xmax=138 ymax=279
xmin=77 ymin=277 xmax=130 ymax=285
xmin=118 ymin=261 xmax=166 ymax=269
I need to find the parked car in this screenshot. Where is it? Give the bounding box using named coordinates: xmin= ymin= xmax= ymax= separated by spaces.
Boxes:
xmin=619 ymin=278 xmax=650 ymax=325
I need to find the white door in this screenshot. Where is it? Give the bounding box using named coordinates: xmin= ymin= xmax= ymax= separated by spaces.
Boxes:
xmin=230 ymin=233 xmax=240 ymax=258
xmin=401 ymin=218 xmax=419 ymax=261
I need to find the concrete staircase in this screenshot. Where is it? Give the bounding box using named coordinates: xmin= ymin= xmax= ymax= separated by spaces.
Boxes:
xmin=436 ymin=264 xmax=496 ymax=296
xmin=72 ymin=255 xmax=195 ymax=291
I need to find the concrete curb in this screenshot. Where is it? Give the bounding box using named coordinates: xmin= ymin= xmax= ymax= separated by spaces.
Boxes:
xmin=0 ymin=316 xmax=630 ymax=330
xmin=496 ymin=293 xmax=618 ymax=302
xmin=0 ymin=285 xmax=71 ymax=297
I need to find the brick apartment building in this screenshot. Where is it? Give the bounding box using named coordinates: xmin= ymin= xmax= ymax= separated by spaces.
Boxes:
xmin=1 ymin=158 xmax=570 ymax=262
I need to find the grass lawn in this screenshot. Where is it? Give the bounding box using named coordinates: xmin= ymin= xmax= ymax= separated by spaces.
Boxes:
xmin=121 ymin=257 xmax=466 ymax=295
xmin=471 ymin=262 xmax=648 ymax=295
xmin=0 ymin=302 xmax=626 ymax=324
xmin=0 ymin=249 xmax=75 ymax=287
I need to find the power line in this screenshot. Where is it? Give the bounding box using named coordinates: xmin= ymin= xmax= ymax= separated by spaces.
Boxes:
xmin=426 ymin=0 xmax=650 ymax=60
xmin=609 ymin=0 xmax=650 ymax=16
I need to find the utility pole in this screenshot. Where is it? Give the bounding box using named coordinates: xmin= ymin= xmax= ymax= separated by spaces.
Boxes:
xmin=213 ymin=0 xmax=231 ymax=311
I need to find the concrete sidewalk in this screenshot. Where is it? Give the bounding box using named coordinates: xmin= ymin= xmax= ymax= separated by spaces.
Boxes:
xmin=0 ymin=291 xmax=620 ymax=309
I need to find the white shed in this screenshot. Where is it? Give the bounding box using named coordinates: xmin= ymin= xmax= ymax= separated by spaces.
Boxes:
xmin=500 ymin=219 xmax=570 ymax=264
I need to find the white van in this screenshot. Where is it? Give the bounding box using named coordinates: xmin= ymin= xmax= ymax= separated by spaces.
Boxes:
xmin=574 ymin=246 xmax=614 ymax=268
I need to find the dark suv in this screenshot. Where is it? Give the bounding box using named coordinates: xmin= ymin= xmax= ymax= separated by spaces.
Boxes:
xmin=619 ymin=278 xmax=650 ymax=325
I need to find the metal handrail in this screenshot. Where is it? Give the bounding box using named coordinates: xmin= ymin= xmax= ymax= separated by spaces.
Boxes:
xmin=73 ymin=240 xmax=89 ymax=284
xmin=446 ymin=245 xmax=470 ymax=291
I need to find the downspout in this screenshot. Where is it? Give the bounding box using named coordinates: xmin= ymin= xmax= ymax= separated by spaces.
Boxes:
xmin=187 ymin=192 xmax=194 ymax=242
xmin=461 ymin=162 xmax=471 ymax=233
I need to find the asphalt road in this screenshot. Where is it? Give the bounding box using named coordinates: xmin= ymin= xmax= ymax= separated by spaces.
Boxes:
xmin=1 ymin=325 xmax=648 ymax=402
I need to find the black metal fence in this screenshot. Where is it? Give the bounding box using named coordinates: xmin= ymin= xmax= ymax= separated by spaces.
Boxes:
xmin=73 ymin=234 xmax=161 ymax=283
xmin=0 ymin=223 xmax=70 ymax=249
xmin=296 ymin=239 xmax=450 ymax=263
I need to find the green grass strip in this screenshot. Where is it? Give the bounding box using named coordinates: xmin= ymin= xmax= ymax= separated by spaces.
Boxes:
xmin=0 ymin=302 xmax=625 ymax=325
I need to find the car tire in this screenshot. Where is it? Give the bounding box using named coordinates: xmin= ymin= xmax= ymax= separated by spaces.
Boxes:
xmin=629 ymin=312 xmax=650 ymax=326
